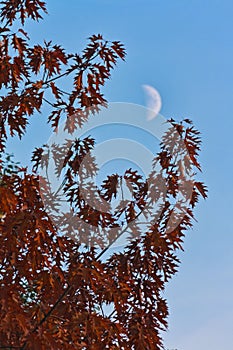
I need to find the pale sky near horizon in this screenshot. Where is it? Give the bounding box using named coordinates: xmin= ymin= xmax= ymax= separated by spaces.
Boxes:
xmin=6 ymin=1 xmax=233 ymax=349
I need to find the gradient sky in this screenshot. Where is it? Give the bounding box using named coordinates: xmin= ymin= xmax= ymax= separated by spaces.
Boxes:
xmin=6 ymin=1 xmax=233 ymax=349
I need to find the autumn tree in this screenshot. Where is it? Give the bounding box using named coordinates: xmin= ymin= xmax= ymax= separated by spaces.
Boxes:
xmin=0 ymin=1 xmax=207 ymax=349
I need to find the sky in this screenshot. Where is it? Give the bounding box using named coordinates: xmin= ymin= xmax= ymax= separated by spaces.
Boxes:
xmin=6 ymin=0 xmax=233 ymax=349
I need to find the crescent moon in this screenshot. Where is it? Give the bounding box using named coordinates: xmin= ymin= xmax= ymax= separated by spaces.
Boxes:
xmin=143 ymin=85 xmax=162 ymax=120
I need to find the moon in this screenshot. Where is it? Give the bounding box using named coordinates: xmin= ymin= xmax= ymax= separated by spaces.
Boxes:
xmin=143 ymin=85 xmax=162 ymax=120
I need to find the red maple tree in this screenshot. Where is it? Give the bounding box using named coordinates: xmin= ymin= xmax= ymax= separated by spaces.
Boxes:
xmin=0 ymin=1 xmax=207 ymax=349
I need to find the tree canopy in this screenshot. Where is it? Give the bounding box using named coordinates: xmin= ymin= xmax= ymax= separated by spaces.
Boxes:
xmin=0 ymin=1 xmax=207 ymax=349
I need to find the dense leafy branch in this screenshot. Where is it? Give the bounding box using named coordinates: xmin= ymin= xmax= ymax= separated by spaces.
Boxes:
xmin=0 ymin=1 xmax=207 ymax=350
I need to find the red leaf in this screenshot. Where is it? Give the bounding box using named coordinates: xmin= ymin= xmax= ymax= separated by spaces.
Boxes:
xmin=195 ymin=181 xmax=208 ymax=199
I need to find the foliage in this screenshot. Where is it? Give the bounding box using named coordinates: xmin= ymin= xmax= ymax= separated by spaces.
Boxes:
xmin=0 ymin=1 xmax=207 ymax=349
xmin=0 ymin=153 xmax=20 ymax=176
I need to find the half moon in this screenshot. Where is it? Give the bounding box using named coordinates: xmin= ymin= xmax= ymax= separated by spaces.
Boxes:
xmin=143 ymin=84 xmax=162 ymax=120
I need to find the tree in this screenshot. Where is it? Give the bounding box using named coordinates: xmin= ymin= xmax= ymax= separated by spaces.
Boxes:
xmin=0 ymin=1 xmax=207 ymax=349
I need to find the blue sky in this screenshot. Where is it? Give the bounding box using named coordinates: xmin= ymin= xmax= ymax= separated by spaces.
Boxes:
xmin=6 ymin=0 xmax=233 ymax=349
